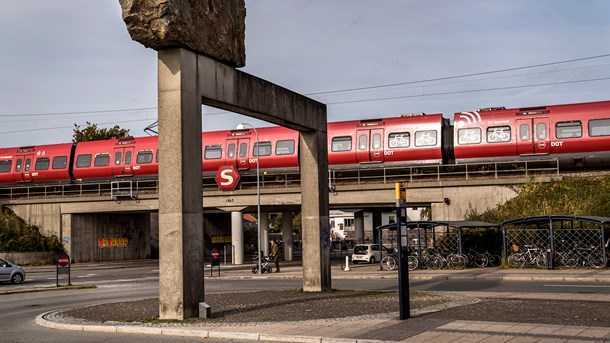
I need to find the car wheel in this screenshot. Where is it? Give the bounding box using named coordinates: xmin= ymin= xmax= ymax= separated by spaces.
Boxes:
xmin=369 ymin=257 xmax=376 ymax=264
xmin=11 ymin=273 xmax=23 ymax=284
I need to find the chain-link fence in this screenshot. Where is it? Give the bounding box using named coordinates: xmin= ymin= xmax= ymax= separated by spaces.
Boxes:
xmin=503 ymin=217 xmax=608 ymax=269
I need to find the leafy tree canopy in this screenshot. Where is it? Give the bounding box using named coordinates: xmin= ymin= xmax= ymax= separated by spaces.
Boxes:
xmin=73 ymin=121 xmax=132 ymax=143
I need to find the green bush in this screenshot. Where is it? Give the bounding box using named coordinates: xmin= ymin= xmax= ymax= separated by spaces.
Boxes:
xmin=466 ymin=176 xmax=610 ymax=223
xmin=0 ymin=205 xmax=64 ymax=253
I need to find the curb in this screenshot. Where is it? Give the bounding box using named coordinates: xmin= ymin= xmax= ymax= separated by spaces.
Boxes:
xmin=35 ymin=310 xmax=395 ymax=343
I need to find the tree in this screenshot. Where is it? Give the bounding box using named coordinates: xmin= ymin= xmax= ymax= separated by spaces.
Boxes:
xmin=73 ymin=121 xmax=132 ymax=142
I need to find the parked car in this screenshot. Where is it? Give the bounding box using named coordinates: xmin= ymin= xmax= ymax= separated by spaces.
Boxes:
xmin=0 ymin=258 xmax=26 ymax=284
xmin=351 ymin=244 xmax=388 ymax=264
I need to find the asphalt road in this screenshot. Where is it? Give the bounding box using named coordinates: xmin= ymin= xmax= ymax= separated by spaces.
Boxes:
xmin=3 ymin=261 xmax=610 ymax=342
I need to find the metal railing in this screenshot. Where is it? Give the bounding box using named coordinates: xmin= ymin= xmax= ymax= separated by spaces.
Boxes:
xmin=0 ymin=159 xmax=560 ymax=201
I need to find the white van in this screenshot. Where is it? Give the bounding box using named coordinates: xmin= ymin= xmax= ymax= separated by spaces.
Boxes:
xmin=351 ymin=244 xmax=388 ymax=264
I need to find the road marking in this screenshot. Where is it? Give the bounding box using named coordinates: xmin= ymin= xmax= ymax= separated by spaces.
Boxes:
xmin=544 ymin=284 xmax=610 ymax=288
xmin=77 ymin=273 xmax=98 ymax=278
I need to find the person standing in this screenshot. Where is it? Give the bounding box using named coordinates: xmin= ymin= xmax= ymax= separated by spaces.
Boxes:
xmin=270 ymin=239 xmax=280 ymax=272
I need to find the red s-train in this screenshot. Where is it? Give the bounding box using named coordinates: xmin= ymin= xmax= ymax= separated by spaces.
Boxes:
xmin=1 ymin=100 xmax=610 ymax=187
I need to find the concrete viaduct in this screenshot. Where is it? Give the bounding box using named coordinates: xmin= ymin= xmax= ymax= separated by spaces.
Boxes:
xmin=2 ymin=175 xmax=554 ymax=263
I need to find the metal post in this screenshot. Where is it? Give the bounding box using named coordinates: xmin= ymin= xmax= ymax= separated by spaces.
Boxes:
xmin=237 ymin=123 xmax=261 ymax=275
xmin=395 ymin=183 xmax=410 ymax=320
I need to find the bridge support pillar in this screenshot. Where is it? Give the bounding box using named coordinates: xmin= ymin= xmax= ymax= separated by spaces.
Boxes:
xmin=260 ymin=212 xmax=269 ymax=256
xmin=231 ymin=212 xmax=244 ymax=265
xmin=282 ymin=212 xmax=294 ymax=261
xmin=354 ymin=211 xmax=364 ymax=244
xmin=372 ymin=211 xmax=382 ymax=244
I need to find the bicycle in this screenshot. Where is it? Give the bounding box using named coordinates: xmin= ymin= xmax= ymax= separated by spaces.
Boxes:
xmin=487 ymin=128 xmax=510 ymax=142
xmin=508 ymin=245 xmax=547 ymax=268
xmin=381 ymin=253 xmax=398 ymax=271
xmin=464 ymin=249 xmax=489 ymax=268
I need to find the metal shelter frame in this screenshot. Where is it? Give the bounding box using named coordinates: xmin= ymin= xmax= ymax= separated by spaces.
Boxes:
xmin=376 ymin=220 xmax=500 ymax=269
xmin=501 ymin=215 xmax=610 ymax=269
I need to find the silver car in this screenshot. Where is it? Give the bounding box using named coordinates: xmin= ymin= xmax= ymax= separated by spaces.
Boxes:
xmin=0 ymin=258 xmax=26 ymax=284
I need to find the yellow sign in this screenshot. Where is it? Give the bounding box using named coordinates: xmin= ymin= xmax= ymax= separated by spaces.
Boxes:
xmin=98 ymin=238 xmax=129 ymax=248
xmin=211 ymin=235 xmax=232 ymax=244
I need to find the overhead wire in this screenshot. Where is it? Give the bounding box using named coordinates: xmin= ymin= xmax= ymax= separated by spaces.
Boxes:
xmin=1 ymin=53 xmax=610 ymax=135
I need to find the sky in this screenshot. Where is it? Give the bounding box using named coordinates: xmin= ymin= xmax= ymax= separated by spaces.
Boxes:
xmin=1 ymin=1 xmax=610 ymax=147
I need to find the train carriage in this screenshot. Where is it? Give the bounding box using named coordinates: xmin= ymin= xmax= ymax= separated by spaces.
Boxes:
xmin=0 ymin=143 xmax=73 ymax=186
xmin=453 ymin=100 xmax=610 ymax=167
xmin=327 ymin=114 xmax=449 ymax=169
xmin=202 ymin=126 xmax=300 ymax=176
xmin=71 ymin=136 xmax=159 ymax=181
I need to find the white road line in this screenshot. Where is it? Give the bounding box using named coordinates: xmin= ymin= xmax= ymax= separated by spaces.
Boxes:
xmin=544 ymin=284 xmax=610 ymax=288
xmin=76 ymin=273 xmax=98 ymax=278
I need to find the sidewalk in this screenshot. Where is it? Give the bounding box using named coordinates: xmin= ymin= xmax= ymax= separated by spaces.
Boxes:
xmin=33 ymin=259 xmax=610 ymax=342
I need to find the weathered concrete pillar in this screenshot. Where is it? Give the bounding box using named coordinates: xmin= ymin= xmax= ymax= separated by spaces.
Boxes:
xmin=260 ymin=212 xmax=269 ymax=255
xmin=282 ymin=212 xmax=294 ymax=261
xmin=372 ymin=211 xmax=382 ymax=244
xmin=61 ymin=214 xmax=73 ymax=260
xmin=300 ymin=131 xmax=331 ymax=291
xmin=157 ymin=48 xmax=204 ymax=320
xmin=354 ymin=211 xmax=364 ymax=244
xmin=231 ymin=211 xmax=244 ymax=265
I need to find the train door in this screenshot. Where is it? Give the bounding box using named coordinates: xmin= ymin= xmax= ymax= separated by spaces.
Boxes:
xmin=14 ymin=154 xmax=34 ymax=182
xmin=516 ymin=118 xmax=551 ymax=155
xmin=226 ymin=138 xmax=251 ymax=170
xmin=112 ymin=147 xmax=135 ymax=177
xmin=356 ymin=129 xmax=384 ymax=163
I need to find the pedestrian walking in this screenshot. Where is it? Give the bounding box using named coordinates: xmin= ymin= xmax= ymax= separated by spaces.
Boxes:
xmin=270 ymin=239 xmax=280 ymax=272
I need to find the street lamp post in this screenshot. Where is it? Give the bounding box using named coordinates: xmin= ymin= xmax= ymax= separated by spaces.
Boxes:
xmin=236 ymin=122 xmax=261 ymax=274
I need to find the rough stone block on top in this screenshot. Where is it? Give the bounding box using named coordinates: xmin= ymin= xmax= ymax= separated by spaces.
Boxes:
xmin=119 ymin=0 xmax=246 ymax=67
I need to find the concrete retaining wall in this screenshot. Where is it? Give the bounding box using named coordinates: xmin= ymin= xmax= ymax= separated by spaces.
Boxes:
xmin=0 ymin=252 xmax=55 ymax=265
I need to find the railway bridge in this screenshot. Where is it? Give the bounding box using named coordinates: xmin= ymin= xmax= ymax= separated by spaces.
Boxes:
xmin=0 ymin=161 xmax=560 ymax=263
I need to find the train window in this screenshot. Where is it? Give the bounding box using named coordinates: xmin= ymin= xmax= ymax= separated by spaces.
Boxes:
xmin=228 ymin=143 xmax=236 ymax=158
xmin=536 ymin=123 xmax=547 ymax=140
xmin=358 ymin=135 xmax=367 ymax=150
xmin=589 ymin=118 xmax=610 ymax=136
xmin=34 ymin=158 xmax=50 ymax=170
xmin=52 ymin=156 xmax=67 ymax=170
xmin=0 ymin=161 xmax=11 ymax=173
xmin=239 ymin=143 xmax=247 ymax=158
xmin=156 ymin=150 xmax=159 ymax=163
xmin=415 ymin=130 xmax=437 ymax=146
xmin=94 ymin=154 xmax=110 ymax=167
xmin=276 ymin=140 xmax=295 ymax=155
xmin=519 ymin=124 xmax=530 ymax=141
xmin=331 ymin=136 xmax=352 ymax=152
xmin=556 ymin=121 xmax=582 ymax=139
xmin=114 ymin=152 xmax=122 ymax=165
xmin=125 ymin=151 xmax=132 ymax=164
xmin=16 ymin=159 xmax=22 ymax=172
xmin=253 ymin=142 xmax=272 ymax=156
xmin=458 ymin=128 xmax=481 ymax=145
xmin=25 ymin=158 xmax=31 ymax=171
xmin=136 ymin=151 xmax=154 ymax=164
xmin=76 ymin=154 xmax=91 ymax=168
xmin=372 ymin=133 xmax=382 ymax=149
xmin=388 ymin=132 xmax=410 ymax=148
xmin=487 ymin=126 xmax=511 ymax=143
xmin=204 ymin=146 xmax=222 ymax=160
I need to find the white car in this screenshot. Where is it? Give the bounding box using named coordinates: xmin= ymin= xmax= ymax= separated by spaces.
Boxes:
xmin=351 ymin=244 xmax=388 ymax=264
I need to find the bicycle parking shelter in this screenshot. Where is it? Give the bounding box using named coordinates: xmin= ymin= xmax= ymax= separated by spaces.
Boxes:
xmin=501 ymin=215 xmax=610 ymax=269
xmin=376 ymin=220 xmax=500 ymax=270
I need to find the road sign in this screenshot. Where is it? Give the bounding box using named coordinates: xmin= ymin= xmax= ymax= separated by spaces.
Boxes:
xmin=57 ymin=253 xmax=70 ymax=268
xmin=215 ymin=165 xmax=241 ymax=191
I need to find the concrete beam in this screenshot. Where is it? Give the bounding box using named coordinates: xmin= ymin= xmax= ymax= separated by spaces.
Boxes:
xmin=196 ymin=54 xmax=326 ymax=132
